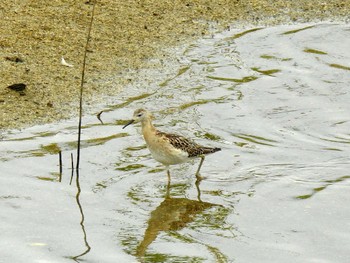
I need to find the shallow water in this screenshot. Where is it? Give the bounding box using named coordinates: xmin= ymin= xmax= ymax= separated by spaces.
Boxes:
xmin=1 ymin=22 xmax=350 ymax=263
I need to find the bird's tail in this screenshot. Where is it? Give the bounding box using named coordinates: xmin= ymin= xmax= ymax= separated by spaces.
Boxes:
xmin=202 ymin=147 xmax=221 ymax=155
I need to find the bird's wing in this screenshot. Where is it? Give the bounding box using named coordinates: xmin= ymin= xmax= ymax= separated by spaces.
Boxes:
xmin=156 ymin=131 xmax=218 ymax=157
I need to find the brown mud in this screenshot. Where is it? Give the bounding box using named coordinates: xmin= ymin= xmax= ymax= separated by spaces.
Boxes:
xmin=0 ymin=0 xmax=348 ymax=130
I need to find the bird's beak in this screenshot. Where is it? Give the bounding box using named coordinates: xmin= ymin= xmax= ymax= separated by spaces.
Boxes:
xmin=122 ymin=119 xmax=135 ymax=129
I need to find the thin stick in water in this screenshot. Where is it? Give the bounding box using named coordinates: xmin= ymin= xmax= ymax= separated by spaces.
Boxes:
xmin=70 ymin=153 xmax=74 ymax=185
xmin=97 ymin=110 xmax=104 ymax=124
xmin=76 ymin=0 xmax=96 ymax=170
xmin=59 ymin=151 xmax=62 ymax=182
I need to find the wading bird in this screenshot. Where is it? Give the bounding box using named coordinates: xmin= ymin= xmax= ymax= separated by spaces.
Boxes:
xmin=123 ymin=109 xmax=221 ymax=181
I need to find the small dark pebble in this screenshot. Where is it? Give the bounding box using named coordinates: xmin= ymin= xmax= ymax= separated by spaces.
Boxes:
xmin=7 ymin=83 xmax=26 ymax=92
xmin=5 ymin=56 xmax=24 ymax=63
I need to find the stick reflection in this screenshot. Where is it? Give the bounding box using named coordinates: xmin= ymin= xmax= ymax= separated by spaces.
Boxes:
xmin=71 ymin=170 xmax=91 ymax=261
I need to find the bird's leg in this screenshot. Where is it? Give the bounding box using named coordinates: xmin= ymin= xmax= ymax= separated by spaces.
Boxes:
xmin=166 ymin=166 xmax=171 ymax=182
xmin=166 ymin=166 xmax=171 ymax=198
xmin=195 ymin=178 xmax=202 ymax=202
xmin=195 ymin=155 xmax=205 ymax=181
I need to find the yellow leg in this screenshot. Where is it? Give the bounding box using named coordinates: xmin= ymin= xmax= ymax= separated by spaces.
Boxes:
xmin=195 ymin=178 xmax=202 ymax=202
xmin=166 ymin=166 xmax=171 ymax=198
xmin=195 ymin=155 xmax=205 ymax=181
xmin=166 ymin=166 xmax=171 ymax=182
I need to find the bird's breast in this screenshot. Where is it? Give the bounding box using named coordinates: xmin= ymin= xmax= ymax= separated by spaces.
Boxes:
xmin=143 ymin=131 xmax=189 ymax=165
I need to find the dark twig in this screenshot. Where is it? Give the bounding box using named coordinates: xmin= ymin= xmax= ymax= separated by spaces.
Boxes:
xmin=70 ymin=153 xmax=74 ymax=185
xmin=58 ymin=151 xmax=62 ymax=182
xmin=97 ymin=110 xmax=104 ymax=124
xmin=76 ymin=0 xmax=96 ymax=170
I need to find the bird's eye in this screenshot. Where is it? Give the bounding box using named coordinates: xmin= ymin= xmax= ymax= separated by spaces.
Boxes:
xmin=137 ymin=114 xmax=142 ymax=117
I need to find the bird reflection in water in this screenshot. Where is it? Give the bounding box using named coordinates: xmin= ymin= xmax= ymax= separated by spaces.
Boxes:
xmin=135 ymin=178 xmax=222 ymax=260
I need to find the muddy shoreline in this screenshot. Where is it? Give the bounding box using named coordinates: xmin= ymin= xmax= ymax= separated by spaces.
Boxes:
xmin=0 ymin=0 xmax=349 ymax=130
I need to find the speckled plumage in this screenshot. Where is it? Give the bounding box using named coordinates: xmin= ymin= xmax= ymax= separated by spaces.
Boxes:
xmin=123 ymin=109 xmax=221 ymax=179
xmin=156 ymin=131 xmax=221 ymax=158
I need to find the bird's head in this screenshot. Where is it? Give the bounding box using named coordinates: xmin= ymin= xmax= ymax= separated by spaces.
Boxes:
xmin=122 ymin=108 xmax=153 ymax=129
